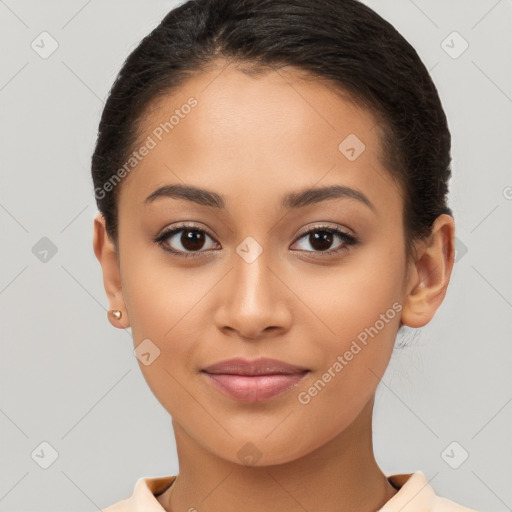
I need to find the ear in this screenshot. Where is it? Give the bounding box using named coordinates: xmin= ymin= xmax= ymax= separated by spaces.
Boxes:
xmin=93 ymin=213 xmax=130 ymax=329
xmin=401 ymin=214 xmax=455 ymax=328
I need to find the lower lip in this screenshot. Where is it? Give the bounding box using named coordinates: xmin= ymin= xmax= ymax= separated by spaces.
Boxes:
xmin=202 ymin=372 xmax=308 ymax=402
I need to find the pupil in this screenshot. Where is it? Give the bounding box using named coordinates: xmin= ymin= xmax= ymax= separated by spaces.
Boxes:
xmin=182 ymin=230 xmax=205 ymax=251
xmin=310 ymin=231 xmax=333 ymax=251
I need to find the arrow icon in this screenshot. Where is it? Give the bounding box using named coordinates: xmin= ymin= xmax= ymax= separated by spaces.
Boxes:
xmin=236 ymin=236 xmax=262 ymax=263
xmin=441 ymin=31 xmax=468 ymax=59
xmin=31 ymin=31 xmax=59 ymax=59
xmin=339 ymin=134 xmax=365 ymax=161
xmin=32 ymin=237 xmax=58 ymax=262
xmin=134 ymin=339 xmax=161 ymax=365
xmin=31 ymin=441 xmax=59 ymax=468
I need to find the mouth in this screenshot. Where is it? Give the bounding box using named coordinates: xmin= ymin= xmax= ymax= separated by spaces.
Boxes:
xmin=202 ymin=372 xmax=309 ymax=402
xmin=202 ymin=356 xmax=310 ymax=375
xmin=201 ymin=357 xmax=310 ymax=402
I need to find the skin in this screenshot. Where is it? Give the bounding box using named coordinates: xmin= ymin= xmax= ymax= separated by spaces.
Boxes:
xmin=93 ymin=59 xmax=455 ymax=512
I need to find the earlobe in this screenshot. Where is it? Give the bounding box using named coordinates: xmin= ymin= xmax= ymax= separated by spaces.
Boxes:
xmin=93 ymin=213 xmax=130 ymax=329
xmin=401 ymin=214 xmax=455 ymax=329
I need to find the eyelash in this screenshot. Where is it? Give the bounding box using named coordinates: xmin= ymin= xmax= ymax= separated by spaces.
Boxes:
xmin=153 ymin=223 xmax=358 ymax=259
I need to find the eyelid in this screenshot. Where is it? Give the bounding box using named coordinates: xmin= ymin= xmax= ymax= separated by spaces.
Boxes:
xmin=157 ymin=221 xmax=353 ymax=239
xmin=293 ymin=221 xmax=354 ymax=239
xmin=157 ymin=221 xmax=217 ymax=241
xmin=155 ymin=221 xmax=358 ymax=257
xmin=153 ymin=222 xmax=220 ymax=258
xmin=290 ymin=223 xmax=358 ymax=255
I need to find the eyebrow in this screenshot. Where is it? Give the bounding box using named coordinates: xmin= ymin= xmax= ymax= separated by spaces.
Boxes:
xmin=144 ymin=183 xmax=376 ymax=213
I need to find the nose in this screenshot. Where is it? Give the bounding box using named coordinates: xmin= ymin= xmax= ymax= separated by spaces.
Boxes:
xmin=213 ymin=244 xmax=293 ymax=340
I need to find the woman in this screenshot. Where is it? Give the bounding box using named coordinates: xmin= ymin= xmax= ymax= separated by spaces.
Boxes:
xmin=92 ymin=0 xmax=476 ymax=510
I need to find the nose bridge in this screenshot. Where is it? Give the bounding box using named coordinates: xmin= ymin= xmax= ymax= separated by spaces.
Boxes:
xmin=232 ymin=234 xmax=276 ymax=306
xmin=214 ymin=233 xmax=291 ymax=337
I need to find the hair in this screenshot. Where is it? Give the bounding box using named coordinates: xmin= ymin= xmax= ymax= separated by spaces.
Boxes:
xmin=91 ymin=0 xmax=453 ymax=261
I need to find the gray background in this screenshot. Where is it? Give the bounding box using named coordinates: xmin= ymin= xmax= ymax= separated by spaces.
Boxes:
xmin=1 ymin=0 xmax=511 ymax=510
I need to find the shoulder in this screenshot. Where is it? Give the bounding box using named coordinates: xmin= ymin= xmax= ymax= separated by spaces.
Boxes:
xmin=381 ymin=471 xmax=478 ymax=512
xmin=432 ymin=495 xmax=478 ymax=512
xmin=101 ymin=498 xmax=129 ymax=512
xmin=100 ymin=475 xmax=177 ymax=512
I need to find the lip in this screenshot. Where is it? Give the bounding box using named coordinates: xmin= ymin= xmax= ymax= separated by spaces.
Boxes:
xmin=201 ymin=357 xmax=310 ymax=402
xmin=202 ymin=357 xmax=309 ymax=375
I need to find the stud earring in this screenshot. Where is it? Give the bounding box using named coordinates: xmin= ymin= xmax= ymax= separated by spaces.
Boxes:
xmin=109 ymin=309 xmax=122 ymax=321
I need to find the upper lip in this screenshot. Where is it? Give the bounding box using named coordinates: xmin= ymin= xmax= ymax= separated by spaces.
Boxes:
xmin=202 ymin=357 xmax=310 ymax=376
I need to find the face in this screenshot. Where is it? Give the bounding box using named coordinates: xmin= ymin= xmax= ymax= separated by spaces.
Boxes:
xmin=95 ymin=60 xmax=450 ymax=466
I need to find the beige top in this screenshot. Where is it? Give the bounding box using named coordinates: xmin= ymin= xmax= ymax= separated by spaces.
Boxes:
xmin=101 ymin=471 xmax=477 ymax=511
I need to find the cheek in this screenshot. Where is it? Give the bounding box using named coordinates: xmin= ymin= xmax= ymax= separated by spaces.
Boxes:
xmin=293 ymin=244 xmax=404 ymax=349
xmin=291 ymin=250 xmax=403 ymax=408
xmin=119 ymin=248 xmax=215 ymax=395
xmin=291 ymin=297 xmax=400 ymax=452
xmin=121 ymin=245 xmax=208 ymax=339
xmin=120 ymin=261 xmax=201 ymax=417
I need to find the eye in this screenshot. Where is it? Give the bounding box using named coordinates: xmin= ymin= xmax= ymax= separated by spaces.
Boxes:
xmin=290 ymin=224 xmax=358 ymax=256
xmin=154 ymin=222 xmax=358 ymax=258
xmin=154 ymin=223 xmax=220 ymax=258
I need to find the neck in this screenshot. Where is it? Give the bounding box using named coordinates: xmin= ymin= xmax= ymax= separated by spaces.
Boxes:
xmin=158 ymin=397 xmax=398 ymax=512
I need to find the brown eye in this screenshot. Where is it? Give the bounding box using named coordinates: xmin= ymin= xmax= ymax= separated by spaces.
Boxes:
xmin=180 ymin=229 xmax=207 ymax=251
xmin=291 ymin=226 xmax=357 ymax=256
xmin=155 ymin=225 xmax=220 ymax=257
xmin=308 ymin=231 xmax=334 ymax=251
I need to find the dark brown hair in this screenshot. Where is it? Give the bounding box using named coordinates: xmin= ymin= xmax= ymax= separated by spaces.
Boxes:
xmin=91 ymin=0 xmax=452 ymax=260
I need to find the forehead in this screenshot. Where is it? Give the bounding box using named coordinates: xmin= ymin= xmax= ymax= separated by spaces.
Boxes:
xmin=118 ymin=60 xmax=399 ymax=215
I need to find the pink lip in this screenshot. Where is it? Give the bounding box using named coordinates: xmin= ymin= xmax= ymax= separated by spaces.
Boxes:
xmin=203 ymin=373 xmax=308 ymax=402
xmin=201 ymin=357 xmax=310 ymax=402
xmin=202 ymin=357 xmax=309 ymax=375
